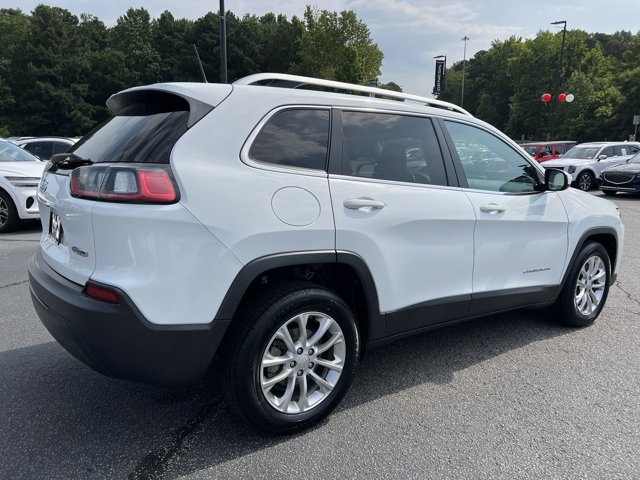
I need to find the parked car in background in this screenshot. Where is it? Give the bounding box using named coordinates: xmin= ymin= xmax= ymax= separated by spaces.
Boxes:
xmin=0 ymin=139 xmax=45 ymax=232
xmin=599 ymin=152 xmax=640 ymax=195
xmin=11 ymin=136 xmax=77 ymax=160
xmin=542 ymin=141 xmax=640 ymax=191
xmin=520 ymin=140 xmax=576 ymax=163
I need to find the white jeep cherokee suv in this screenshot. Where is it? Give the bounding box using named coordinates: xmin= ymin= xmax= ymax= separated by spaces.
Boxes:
xmin=29 ymin=74 xmax=624 ymax=433
xmin=543 ymin=141 xmax=640 ymax=191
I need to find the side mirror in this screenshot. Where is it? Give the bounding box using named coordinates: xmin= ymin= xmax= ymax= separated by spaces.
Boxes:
xmin=597 ymin=154 xmax=607 ymax=160
xmin=545 ymin=168 xmax=570 ymax=191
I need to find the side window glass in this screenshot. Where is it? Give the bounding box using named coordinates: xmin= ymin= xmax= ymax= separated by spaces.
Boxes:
xmin=630 ymin=146 xmax=640 ymax=154
xmin=341 ymin=111 xmax=448 ymax=186
xmin=443 ymin=121 xmax=541 ymax=193
xmin=25 ymin=142 xmax=52 ymax=159
xmin=600 ymin=146 xmax=613 ymax=158
xmin=249 ymin=109 xmax=330 ymax=170
xmin=52 ymin=142 xmax=71 ymax=155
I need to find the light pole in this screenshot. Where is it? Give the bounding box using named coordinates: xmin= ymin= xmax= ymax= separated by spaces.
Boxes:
xmin=549 ymin=20 xmax=567 ymax=139
xmin=219 ymin=0 xmax=228 ymax=83
xmin=433 ymin=55 xmax=446 ymax=97
xmin=461 ymin=36 xmax=469 ymax=108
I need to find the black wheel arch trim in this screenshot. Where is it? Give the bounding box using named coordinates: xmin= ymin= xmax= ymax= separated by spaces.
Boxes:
xmin=553 ymin=226 xmax=619 ymax=302
xmin=214 ymin=250 xmax=385 ymax=341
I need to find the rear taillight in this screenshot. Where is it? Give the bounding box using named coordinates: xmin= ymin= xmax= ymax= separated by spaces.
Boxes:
xmin=70 ymin=165 xmax=178 ymax=203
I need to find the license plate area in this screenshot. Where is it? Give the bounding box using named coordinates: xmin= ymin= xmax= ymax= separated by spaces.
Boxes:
xmin=49 ymin=210 xmax=63 ymax=245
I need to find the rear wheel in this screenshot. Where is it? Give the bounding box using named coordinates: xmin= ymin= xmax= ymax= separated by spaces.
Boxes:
xmin=0 ymin=190 xmax=19 ymax=233
xmin=551 ymin=242 xmax=611 ymax=327
xmin=576 ymin=171 xmax=594 ymax=191
xmin=223 ymin=283 xmax=359 ymax=433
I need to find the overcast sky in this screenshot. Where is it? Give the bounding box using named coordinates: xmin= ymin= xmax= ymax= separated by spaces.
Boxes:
xmin=4 ymin=1 xmax=640 ymax=95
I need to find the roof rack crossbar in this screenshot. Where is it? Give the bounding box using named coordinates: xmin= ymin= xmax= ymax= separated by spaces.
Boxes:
xmin=234 ymin=73 xmax=471 ymax=116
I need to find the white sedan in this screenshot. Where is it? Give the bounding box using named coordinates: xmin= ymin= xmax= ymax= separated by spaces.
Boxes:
xmin=0 ymin=139 xmax=45 ymax=233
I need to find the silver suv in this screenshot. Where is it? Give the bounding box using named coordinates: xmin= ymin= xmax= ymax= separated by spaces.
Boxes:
xmin=543 ymin=141 xmax=640 ymax=191
xmin=29 ymin=74 xmax=624 ymax=433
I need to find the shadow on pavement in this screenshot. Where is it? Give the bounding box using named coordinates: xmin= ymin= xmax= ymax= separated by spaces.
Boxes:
xmin=0 ymin=308 xmax=572 ymax=479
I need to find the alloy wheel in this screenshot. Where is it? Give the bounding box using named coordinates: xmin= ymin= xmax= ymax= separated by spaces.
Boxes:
xmin=260 ymin=311 xmax=345 ymax=414
xmin=574 ymin=255 xmax=607 ymax=315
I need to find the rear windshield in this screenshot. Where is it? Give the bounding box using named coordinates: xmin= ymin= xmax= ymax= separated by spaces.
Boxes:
xmin=69 ymin=111 xmax=189 ymax=164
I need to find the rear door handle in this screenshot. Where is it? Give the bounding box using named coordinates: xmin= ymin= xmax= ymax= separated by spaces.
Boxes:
xmin=343 ymin=198 xmax=386 ymax=212
xmin=479 ymin=203 xmax=506 ymax=214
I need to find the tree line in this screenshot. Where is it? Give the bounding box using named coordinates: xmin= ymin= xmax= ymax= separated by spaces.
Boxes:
xmin=0 ymin=5 xmax=384 ymax=137
xmin=2 ymin=4 xmax=639 ymax=143
xmin=438 ymin=30 xmax=640 ymax=142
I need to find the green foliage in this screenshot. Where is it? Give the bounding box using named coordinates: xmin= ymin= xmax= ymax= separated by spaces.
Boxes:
xmin=1 ymin=5 xmax=383 ymax=136
xmin=441 ymin=29 xmax=640 ymax=142
xmin=293 ymin=6 xmax=383 ymax=84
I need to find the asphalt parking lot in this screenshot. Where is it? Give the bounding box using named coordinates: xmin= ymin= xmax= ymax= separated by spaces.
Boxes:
xmin=1 ymin=193 xmax=639 ymax=480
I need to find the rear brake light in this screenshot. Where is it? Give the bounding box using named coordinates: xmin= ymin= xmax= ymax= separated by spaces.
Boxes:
xmin=70 ymin=165 xmax=178 ymax=203
xmin=84 ymin=284 xmax=120 ymax=304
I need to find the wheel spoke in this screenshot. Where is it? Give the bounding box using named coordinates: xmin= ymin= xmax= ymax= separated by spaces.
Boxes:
xmin=309 ymin=370 xmax=334 ymax=393
xmin=297 ymin=374 xmax=308 ymax=411
xmin=275 ymin=326 xmax=295 ymax=353
xmin=314 ymin=357 xmax=343 ymax=372
xmin=262 ymin=368 xmax=292 ymax=391
xmin=315 ymin=331 xmax=343 ymax=355
xmin=277 ymin=374 xmax=296 ymax=412
xmin=296 ymin=313 xmax=309 ymax=346
xmin=262 ymin=353 xmax=291 ymax=368
xmin=306 ymin=316 xmax=334 ymax=347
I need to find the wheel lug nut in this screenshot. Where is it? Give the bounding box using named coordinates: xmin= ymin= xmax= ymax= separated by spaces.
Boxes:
xmin=290 ymin=361 xmax=296 ymax=368
xmin=308 ymin=362 xmax=314 ymax=369
xmin=297 ymin=370 xmax=303 ymax=376
xmin=297 ymin=348 xmax=303 ymax=354
xmin=308 ymin=348 xmax=314 ymax=355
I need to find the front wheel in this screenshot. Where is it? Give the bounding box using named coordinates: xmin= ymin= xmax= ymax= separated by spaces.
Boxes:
xmin=576 ymin=171 xmax=594 ymax=191
xmin=223 ymin=283 xmax=359 ymax=433
xmin=551 ymin=242 xmax=611 ymax=327
xmin=0 ymin=190 xmax=19 ymax=233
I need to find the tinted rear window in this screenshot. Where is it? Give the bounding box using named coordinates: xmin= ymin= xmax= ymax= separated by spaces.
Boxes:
xmin=69 ymin=110 xmax=189 ymax=164
xmin=249 ymin=109 xmax=330 ymax=170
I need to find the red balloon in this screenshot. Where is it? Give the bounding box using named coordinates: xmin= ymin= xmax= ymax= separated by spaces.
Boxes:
xmin=541 ymin=93 xmax=552 ymax=103
xmin=558 ymin=93 xmax=567 ymax=102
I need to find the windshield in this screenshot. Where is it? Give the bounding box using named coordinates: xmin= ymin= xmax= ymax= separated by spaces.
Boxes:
xmin=0 ymin=140 xmax=39 ymax=162
xmin=562 ymin=146 xmax=599 ymax=159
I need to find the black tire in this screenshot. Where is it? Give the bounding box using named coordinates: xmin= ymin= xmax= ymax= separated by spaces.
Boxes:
xmin=602 ymin=190 xmax=617 ymax=196
xmin=0 ymin=190 xmax=20 ymax=233
xmin=222 ymin=282 xmax=360 ymax=433
xmin=576 ymin=171 xmax=594 ymax=191
xmin=551 ymin=242 xmax=611 ymax=327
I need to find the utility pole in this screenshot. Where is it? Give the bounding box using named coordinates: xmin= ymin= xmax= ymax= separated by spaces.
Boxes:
xmin=461 ymin=36 xmax=469 ymax=108
xmin=549 ymin=20 xmax=567 ymax=139
xmin=219 ymin=0 xmax=228 ymax=83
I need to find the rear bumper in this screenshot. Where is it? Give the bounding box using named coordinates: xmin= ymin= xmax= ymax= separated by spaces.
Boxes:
xmin=28 ymin=249 xmax=230 ymax=385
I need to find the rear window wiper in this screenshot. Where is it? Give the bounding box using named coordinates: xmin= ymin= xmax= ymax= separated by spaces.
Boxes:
xmin=49 ymin=152 xmax=94 ymax=171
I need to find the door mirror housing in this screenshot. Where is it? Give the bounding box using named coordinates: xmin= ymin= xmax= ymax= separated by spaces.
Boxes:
xmin=597 ymin=154 xmax=607 ymax=160
xmin=545 ymin=168 xmax=570 ymax=191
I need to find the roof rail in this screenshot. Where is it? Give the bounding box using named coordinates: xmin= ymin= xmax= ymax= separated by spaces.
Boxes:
xmin=234 ymin=73 xmax=471 ymax=116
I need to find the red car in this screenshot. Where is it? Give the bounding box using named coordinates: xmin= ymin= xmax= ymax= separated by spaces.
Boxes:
xmin=521 ymin=141 xmax=576 ymax=163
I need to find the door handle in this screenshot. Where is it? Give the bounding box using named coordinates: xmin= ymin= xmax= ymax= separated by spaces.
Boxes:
xmin=479 ymin=203 xmax=506 ymax=214
xmin=343 ymin=198 xmax=386 ymax=212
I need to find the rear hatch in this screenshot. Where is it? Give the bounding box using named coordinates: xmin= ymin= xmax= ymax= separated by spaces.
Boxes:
xmin=37 ymin=84 xmax=232 ymax=285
